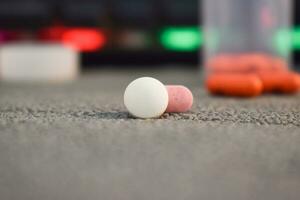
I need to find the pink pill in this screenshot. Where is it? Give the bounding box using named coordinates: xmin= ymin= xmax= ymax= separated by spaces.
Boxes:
xmin=166 ymin=85 xmax=193 ymax=113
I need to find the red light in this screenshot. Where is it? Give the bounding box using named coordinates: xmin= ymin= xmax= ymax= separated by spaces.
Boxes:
xmin=38 ymin=26 xmax=66 ymax=41
xmin=62 ymin=28 xmax=106 ymax=52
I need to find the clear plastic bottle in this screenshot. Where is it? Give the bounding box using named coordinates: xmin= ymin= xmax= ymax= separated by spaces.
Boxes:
xmin=203 ymin=0 xmax=292 ymax=75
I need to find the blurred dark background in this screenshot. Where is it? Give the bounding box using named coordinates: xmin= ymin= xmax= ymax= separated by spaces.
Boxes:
xmin=0 ymin=0 xmax=299 ymax=68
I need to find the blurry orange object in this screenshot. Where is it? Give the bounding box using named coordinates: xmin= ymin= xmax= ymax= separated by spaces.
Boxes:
xmin=206 ymin=53 xmax=288 ymax=74
xmin=62 ymin=28 xmax=106 ymax=52
xmin=205 ymin=53 xmax=299 ymax=97
xmin=271 ymin=57 xmax=289 ymax=72
xmin=206 ymin=74 xmax=263 ymax=97
xmin=258 ymin=72 xmax=300 ymax=94
xmin=237 ymin=53 xmax=273 ymax=72
xmin=206 ymin=54 xmax=249 ymax=73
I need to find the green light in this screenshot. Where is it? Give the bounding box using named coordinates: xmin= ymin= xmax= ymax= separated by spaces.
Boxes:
xmin=273 ymin=27 xmax=300 ymax=53
xmin=273 ymin=29 xmax=291 ymax=57
xmin=293 ymin=27 xmax=300 ymax=50
xmin=160 ymin=27 xmax=202 ymax=51
xmin=159 ymin=27 xmax=300 ymax=52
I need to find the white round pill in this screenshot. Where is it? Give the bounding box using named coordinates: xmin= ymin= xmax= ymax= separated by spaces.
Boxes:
xmin=124 ymin=77 xmax=169 ymax=119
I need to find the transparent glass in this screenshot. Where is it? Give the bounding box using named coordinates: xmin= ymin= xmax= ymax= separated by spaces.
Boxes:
xmin=203 ymin=0 xmax=292 ymax=74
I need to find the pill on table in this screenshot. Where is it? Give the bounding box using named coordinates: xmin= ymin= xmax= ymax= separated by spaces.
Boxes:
xmin=271 ymin=57 xmax=289 ymax=72
xmin=238 ymin=53 xmax=273 ymax=72
xmin=166 ymin=85 xmax=193 ymax=113
xmin=258 ymin=72 xmax=300 ymax=94
xmin=207 ymin=54 xmax=263 ymax=73
xmin=280 ymin=73 xmax=300 ymax=93
xmin=207 ymin=54 xmax=288 ymax=74
xmin=257 ymin=72 xmax=278 ymax=92
xmin=206 ymin=54 xmax=246 ymax=73
xmin=206 ymin=74 xmax=263 ymax=97
xmin=124 ymin=77 xmax=169 ymax=119
xmin=206 ymin=54 xmax=233 ymax=72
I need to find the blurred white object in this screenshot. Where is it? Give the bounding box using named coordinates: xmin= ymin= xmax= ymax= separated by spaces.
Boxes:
xmin=0 ymin=43 xmax=79 ymax=82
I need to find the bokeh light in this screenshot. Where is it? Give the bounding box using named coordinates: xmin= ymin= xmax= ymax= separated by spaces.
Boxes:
xmin=62 ymin=28 xmax=106 ymax=52
xmin=160 ymin=27 xmax=202 ymax=52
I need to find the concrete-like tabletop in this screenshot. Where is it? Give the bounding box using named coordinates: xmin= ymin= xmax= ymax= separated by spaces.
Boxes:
xmin=1 ymin=68 xmax=300 ymax=200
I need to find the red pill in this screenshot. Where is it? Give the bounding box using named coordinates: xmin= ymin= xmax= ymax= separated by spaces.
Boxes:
xmin=206 ymin=74 xmax=263 ymax=97
xmin=237 ymin=53 xmax=273 ymax=72
xmin=271 ymin=57 xmax=289 ymax=72
xmin=207 ymin=54 xmax=289 ymax=74
xmin=166 ymin=85 xmax=193 ymax=113
xmin=206 ymin=54 xmax=243 ymax=73
xmin=258 ymin=72 xmax=300 ymax=94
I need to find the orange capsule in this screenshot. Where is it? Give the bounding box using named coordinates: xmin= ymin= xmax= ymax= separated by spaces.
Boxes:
xmin=257 ymin=72 xmax=279 ymax=92
xmin=271 ymin=57 xmax=289 ymax=72
xmin=237 ymin=53 xmax=273 ymax=72
xmin=206 ymin=54 xmax=243 ymax=73
xmin=207 ymin=54 xmax=273 ymax=74
xmin=258 ymin=72 xmax=300 ymax=94
xmin=206 ymin=74 xmax=263 ymax=97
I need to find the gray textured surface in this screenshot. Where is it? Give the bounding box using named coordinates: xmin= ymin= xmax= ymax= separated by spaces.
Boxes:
xmin=1 ymin=68 xmax=300 ymax=200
